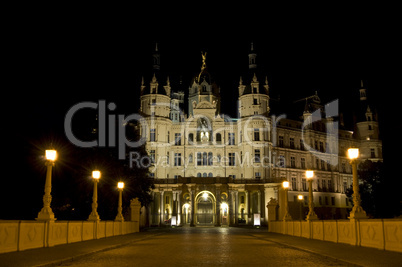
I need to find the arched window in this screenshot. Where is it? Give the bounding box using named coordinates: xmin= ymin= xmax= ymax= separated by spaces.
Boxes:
xmin=197 ymin=173 xmax=201 ymax=177
xmin=208 ymin=152 xmax=213 ymax=166
xmin=197 ymin=152 xmax=202 ymax=166
xmin=203 ymin=172 xmax=207 ymax=177
xmin=203 ymin=152 xmax=207 ymax=166
xmin=216 ymin=133 xmax=221 ymax=142
xmin=208 ymin=172 xmax=213 ymax=177
xmin=188 ymin=133 xmax=194 ymax=143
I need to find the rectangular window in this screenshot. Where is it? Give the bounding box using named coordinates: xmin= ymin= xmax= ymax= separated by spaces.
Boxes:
xmin=228 ymin=133 xmax=235 ymax=145
xmin=279 ymin=136 xmax=284 ymax=147
xmin=174 ymin=153 xmax=181 ymax=166
xmin=301 ymin=158 xmax=306 ymax=169
xmin=320 ymin=141 xmax=324 ymax=152
xmin=300 ymin=139 xmax=304 ymax=150
xmin=254 ymin=128 xmax=260 ymax=141
xmin=150 ymin=150 xmax=155 ymax=163
xmin=150 ymin=129 xmax=156 ymax=142
xmin=278 ymin=155 xmax=285 ymax=168
xmin=228 ymin=153 xmax=235 ymax=166
xmin=292 ymin=177 xmax=297 ymax=190
xmin=371 ymin=148 xmax=376 ymax=158
xmin=291 ymin=156 xmax=296 ymax=168
xmin=302 ymin=178 xmax=307 ymax=191
xmin=254 ymin=149 xmax=261 ymax=163
xmin=174 ymin=133 xmax=181 ymax=146
xmin=290 ymin=138 xmax=295 ymax=149
xmin=331 ymin=197 xmax=335 ymax=206
xmin=321 ymin=160 xmax=325 ymax=170
xmin=255 ymin=172 xmax=261 ymax=179
xmin=197 ymin=152 xmax=202 ymax=166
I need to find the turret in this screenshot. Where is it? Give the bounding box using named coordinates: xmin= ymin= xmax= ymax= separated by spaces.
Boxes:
xmin=140 ymin=43 xmax=170 ymax=118
xmin=354 ymin=81 xmax=382 ymax=161
xmin=238 ymin=43 xmax=269 ymax=118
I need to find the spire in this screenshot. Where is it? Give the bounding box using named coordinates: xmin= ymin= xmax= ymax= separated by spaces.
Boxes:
xmin=152 ymin=43 xmax=160 ymax=70
xmin=359 ymin=79 xmax=367 ymax=101
xmin=248 ymin=42 xmax=257 ymax=69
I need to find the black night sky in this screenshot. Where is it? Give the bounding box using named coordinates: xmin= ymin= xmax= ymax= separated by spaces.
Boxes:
xmin=3 ymin=11 xmax=399 ymax=219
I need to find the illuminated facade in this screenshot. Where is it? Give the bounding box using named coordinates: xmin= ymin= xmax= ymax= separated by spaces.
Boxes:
xmin=139 ymin=44 xmax=382 ymax=226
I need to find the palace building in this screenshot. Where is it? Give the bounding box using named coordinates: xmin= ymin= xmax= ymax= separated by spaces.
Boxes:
xmin=138 ymin=44 xmax=382 ymax=227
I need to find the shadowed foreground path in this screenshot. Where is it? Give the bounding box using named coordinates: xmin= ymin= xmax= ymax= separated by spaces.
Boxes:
xmin=1 ymin=227 xmax=401 ymax=266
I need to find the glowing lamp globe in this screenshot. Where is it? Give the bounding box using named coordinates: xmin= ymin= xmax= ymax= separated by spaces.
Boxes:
xmin=282 ymin=181 xmax=290 ymax=188
xmin=118 ymin=182 xmax=124 ymax=189
xmin=92 ymin=170 xmax=101 ymax=179
xmin=306 ymin=170 xmax=314 ymax=179
xmin=348 ymin=148 xmax=359 ymax=160
xmin=221 ymin=202 xmax=228 ymax=210
xmin=45 ymin=150 xmax=57 ymax=161
xmin=298 ymin=194 xmax=304 ymax=200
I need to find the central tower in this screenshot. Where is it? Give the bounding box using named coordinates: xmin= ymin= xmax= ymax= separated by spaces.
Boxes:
xmin=188 ymin=52 xmax=221 ymax=117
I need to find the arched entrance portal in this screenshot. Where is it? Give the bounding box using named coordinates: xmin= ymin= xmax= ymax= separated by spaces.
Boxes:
xmin=195 ymin=191 xmax=216 ymax=226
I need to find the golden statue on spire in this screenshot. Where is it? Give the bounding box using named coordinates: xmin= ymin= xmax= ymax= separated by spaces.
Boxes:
xmin=201 ymin=51 xmax=207 ymax=70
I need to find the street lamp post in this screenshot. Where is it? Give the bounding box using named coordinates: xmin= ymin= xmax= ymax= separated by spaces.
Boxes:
xmin=348 ymin=148 xmax=367 ymax=219
xmin=88 ymin=170 xmax=101 ymax=221
xmin=282 ymin=181 xmax=292 ymax=221
xmin=36 ymin=150 xmax=57 ymax=221
xmin=297 ymin=194 xmax=304 ymax=220
xmin=115 ymin=182 xmax=125 ymax=221
xmin=306 ymin=170 xmax=318 ymax=221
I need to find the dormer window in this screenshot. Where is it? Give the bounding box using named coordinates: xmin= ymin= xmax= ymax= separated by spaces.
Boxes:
xmin=202 ymin=85 xmax=207 ymax=92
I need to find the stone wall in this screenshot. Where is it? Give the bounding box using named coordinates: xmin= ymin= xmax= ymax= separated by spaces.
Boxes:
xmin=269 ymin=219 xmax=402 ymax=253
xmin=0 ymin=220 xmax=138 ymax=254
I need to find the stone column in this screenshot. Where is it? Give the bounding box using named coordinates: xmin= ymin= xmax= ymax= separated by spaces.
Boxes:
xmin=160 ymin=191 xmax=164 ymax=226
xmin=172 ymin=191 xmax=177 ymax=215
xmin=234 ymin=191 xmax=239 ymax=225
xmin=189 ymin=186 xmax=196 ymax=226
xmin=172 ymin=191 xmax=177 ymax=226
xmin=257 ymin=190 xmax=261 ymax=214
xmin=229 ymin=190 xmax=234 ymax=225
xmin=215 ymin=185 xmax=221 ymax=226
xmin=177 ymin=190 xmax=182 ymax=225
xmin=245 ymin=190 xmax=249 ymax=224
